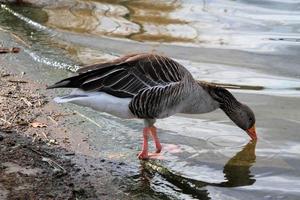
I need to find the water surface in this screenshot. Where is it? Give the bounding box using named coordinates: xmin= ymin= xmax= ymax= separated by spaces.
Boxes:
xmin=0 ymin=1 xmax=300 ymax=199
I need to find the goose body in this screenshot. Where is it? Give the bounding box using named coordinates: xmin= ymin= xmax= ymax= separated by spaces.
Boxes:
xmin=48 ymin=53 xmax=257 ymax=159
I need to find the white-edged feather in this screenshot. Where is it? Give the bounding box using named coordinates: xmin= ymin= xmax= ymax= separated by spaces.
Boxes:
xmin=54 ymin=89 xmax=134 ymax=119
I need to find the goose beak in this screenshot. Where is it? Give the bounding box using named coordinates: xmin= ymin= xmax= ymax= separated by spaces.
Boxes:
xmin=246 ymin=124 xmax=257 ymax=140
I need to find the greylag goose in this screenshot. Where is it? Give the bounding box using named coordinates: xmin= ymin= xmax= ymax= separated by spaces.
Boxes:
xmin=48 ymin=53 xmax=257 ymax=160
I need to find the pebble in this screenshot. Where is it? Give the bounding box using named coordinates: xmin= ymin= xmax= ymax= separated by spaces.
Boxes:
xmin=82 ymin=173 xmax=90 ymax=177
xmin=0 ymin=135 xmax=4 ymax=141
xmin=48 ymin=139 xmax=58 ymax=145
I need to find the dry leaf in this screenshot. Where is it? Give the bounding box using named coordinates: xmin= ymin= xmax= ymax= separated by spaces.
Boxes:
xmin=30 ymin=122 xmax=47 ymax=128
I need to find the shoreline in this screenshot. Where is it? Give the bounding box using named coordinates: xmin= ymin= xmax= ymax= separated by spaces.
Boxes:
xmin=0 ymin=69 xmax=131 ymax=199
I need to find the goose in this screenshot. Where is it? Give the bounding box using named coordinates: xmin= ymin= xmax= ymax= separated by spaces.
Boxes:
xmin=47 ymin=53 xmax=257 ymax=160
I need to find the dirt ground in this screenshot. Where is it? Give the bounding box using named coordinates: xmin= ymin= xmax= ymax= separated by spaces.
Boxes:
xmin=0 ymin=69 xmax=132 ymax=200
xmin=0 ymin=68 xmax=98 ymax=199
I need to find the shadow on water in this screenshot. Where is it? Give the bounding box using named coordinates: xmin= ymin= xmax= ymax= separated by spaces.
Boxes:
xmin=130 ymin=141 xmax=256 ymax=199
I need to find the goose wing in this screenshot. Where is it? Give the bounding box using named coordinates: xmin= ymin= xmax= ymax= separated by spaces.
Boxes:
xmin=129 ymin=81 xmax=190 ymax=118
xmin=48 ymin=53 xmax=192 ymax=98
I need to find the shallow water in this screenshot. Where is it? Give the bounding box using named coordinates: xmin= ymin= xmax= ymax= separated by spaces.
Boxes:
xmin=1 ymin=1 xmax=300 ymax=199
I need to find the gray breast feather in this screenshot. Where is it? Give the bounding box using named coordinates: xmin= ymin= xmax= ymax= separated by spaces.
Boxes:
xmin=180 ymin=84 xmax=219 ymax=114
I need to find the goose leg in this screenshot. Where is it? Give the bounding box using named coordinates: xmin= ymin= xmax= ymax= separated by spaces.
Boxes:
xmin=138 ymin=127 xmax=150 ymax=160
xmin=150 ymin=126 xmax=162 ymax=153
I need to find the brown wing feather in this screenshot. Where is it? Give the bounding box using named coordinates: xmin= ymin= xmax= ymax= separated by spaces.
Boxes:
xmin=76 ymin=53 xmax=146 ymax=74
xmin=48 ymin=53 xmax=192 ymax=99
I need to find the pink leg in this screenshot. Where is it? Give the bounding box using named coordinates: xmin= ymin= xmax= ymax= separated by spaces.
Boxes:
xmin=150 ymin=126 xmax=162 ymax=153
xmin=138 ymin=127 xmax=150 ymax=160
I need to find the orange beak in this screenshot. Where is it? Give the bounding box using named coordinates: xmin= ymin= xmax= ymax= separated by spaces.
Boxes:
xmin=246 ymin=124 xmax=257 ymax=140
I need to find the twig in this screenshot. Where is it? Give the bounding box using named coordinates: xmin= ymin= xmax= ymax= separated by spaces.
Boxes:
xmin=0 ymin=118 xmax=11 ymax=125
xmin=64 ymin=152 xmax=75 ymax=156
xmin=1 ymin=73 xmax=10 ymax=77
xmin=8 ymin=79 xmax=27 ymax=83
xmin=47 ymin=116 xmax=58 ymax=125
xmin=26 ymin=146 xmax=54 ymax=157
xmin=7 ymin=112 xmax=18 ymax=125
xmin=27 ymin=146 xmax=43 ymax=156
xmin=0 ymin=48 xmax=11 ymax=54
xmin=74 ymin=111 xmax=102 ymax=128
xmin=0 ymin=25 xmax=29 ymax=48
xmin=21 ymin=97 xmax=32 ymax=107
xmin=0 ymin=47 xmax=20 ymax=54
xmin=32 ymin=135 xmax=37 ymax=143
xmin=52 ymin=112 xmax=74 ymax=119
xmin=42 ymin=157 xmax=67 ymax=174
xmin=26 ymin=146 xmax=67 ymax=173
xmin=41 ymin=132 xmax=48 ymax=140
xmin=10 ymin=33 xmax=31 ymax=48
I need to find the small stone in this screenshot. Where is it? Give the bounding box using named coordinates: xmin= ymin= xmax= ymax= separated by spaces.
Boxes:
xmin=7 ymin=140 xmax=16 ymax=146
xmin=0 ymin=135 xmax=4 ymax=141
xmin=48 ymin=139 xmax=58 ymax=145
xmin=72 ymin=188 xmax=86 ymax=196
xmin=68 ymin=182 xmax=74 ymax=187
xmin=75 ymin=168 xmax=81 ymax=172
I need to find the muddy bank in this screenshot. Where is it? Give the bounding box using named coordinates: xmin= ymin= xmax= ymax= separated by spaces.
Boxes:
xmin=0 ymin=69 xmax=133 ymax=199
xmin=0 ymin=130 xmax=96 ymax=199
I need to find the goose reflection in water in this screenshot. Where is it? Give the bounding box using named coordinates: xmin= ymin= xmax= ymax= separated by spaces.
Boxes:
xmin=136 ymin=141 xmax=256 ymax=199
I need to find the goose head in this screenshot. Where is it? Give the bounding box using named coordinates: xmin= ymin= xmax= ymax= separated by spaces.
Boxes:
xmin=209 ymin=86 xmax=257 ymax=140
xmin=224 ymin=103 xmax=256 ymax=140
